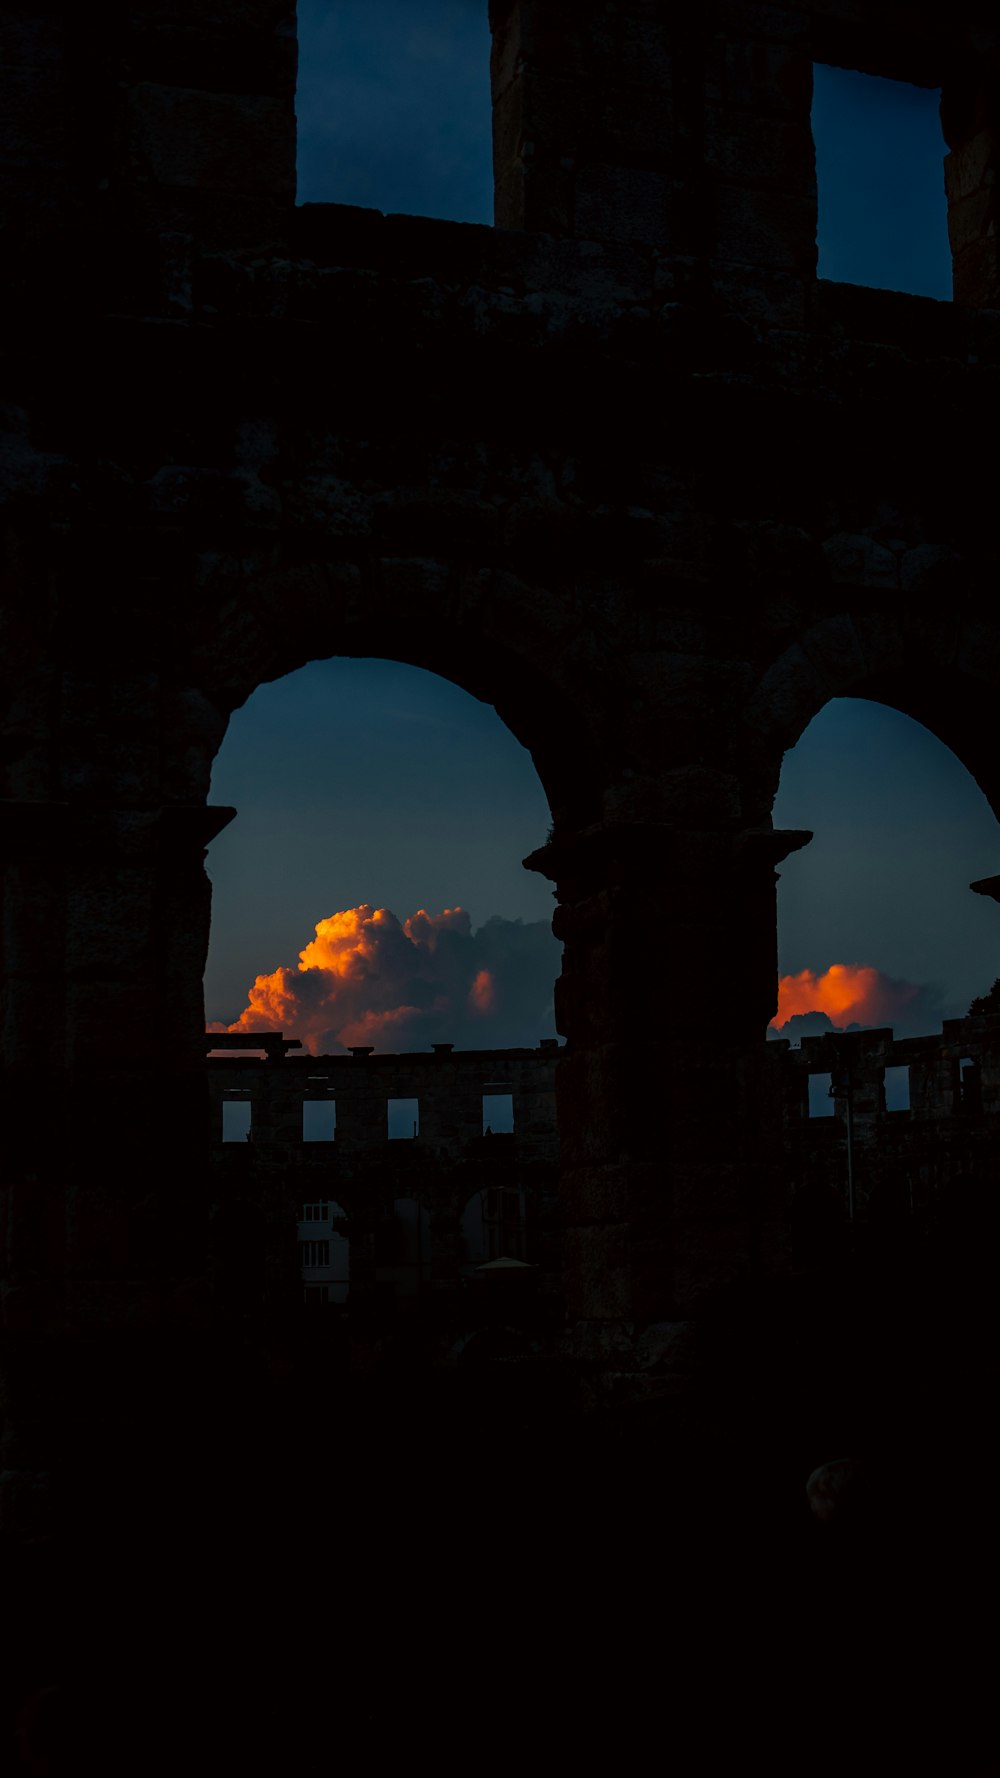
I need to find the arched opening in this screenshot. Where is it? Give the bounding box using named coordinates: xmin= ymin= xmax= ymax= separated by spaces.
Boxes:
xmin=770 ymin=693 xmax=1000 ymax=1253
xmin=773 ymin=696 xmax=999 ymax=1041
xmin=203 ymin=653 xmax=563 ymax=1322
xmin=205 ymin=656 xmax=560 ymax=1048
xmin=295 ymin=0 xmax=493 ymax=221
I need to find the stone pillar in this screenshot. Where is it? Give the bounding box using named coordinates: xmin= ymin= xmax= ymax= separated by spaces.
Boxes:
xmin=489 ymin=0 xmax=816 ymax=294
xmin=0 ymin=798 xmax=233 ymax=1531
xmin=490 ymin=0 xmax=681 ymax=245
xmin=942 ymin=72 xmax=1000 ymax=308
xmin=528 ymin=820 xmax=810 ymax=1330
xmin=429 ymin=1191 xmax=466 ymax=1289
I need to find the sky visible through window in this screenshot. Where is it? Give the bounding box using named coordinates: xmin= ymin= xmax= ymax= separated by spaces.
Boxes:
xmin=295 ymin=0 xmax=493 ymax=222
xmin=812 ymin=64 xmax=951 ymax=299
xmin=205 ymin=16 xmax=996 ymax=1055
xmin=296 ymin=7 xmax=954 ymax=300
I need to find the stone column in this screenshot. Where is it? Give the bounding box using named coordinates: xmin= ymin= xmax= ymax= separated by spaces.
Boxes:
xmin=490 ymin=0 xmax=681 ymax=245
xmin=942 ymin=74 xmax=1000 ymax=308
xmin=0 ymin=798 xmax=233 ymax=1531
xmin=527 ymin=819 xmax=810 ymax=1333
xmin=489 ymin=0 xmax=815 ymax=299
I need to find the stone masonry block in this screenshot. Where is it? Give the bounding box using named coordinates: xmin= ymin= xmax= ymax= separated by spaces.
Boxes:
xmin=944 ymin=130 xmax=995 ymax=205
xmin=139 ymin=1 xmax=295 ymax=28
xmin=821 ymin=532 xmax=898 ymax=588
xmin=126 ymin=85 xmax=294 ymax=197
xmin=714 ymin=182 xmax=817 ymax=273
xmin=899 ymin=542 xmax=967 ymax=595
xmin=563 ymin=1222 xmax=637 ymax=1321
xmin=491 ymin=1 xmax=617 ymax=95
xmin=719 ymin=39 xmax=812 ymax=114
xmin=575 ymin=164 xmax=674 ymax=249
xmin=952 ymin=235 xmax=1000 ymax=308
xmin=947 ymin=186 xmax=997 ymax=255
xmin=704 ymin=107 xmax=815 ymax=193
xmin=743 ymin=641 xmax=829 ymax=740
xmin=494 ymin=161 xmax=573 ymax=235
xmin=492 ymin=70 xmax=591 ymax=169
xmin=799 ymin=613 xmax=867 ymax=690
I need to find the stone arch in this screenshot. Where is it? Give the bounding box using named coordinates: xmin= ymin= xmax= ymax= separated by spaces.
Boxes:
xmin=187 ymin=557 xmax=609 ymax=838
xmin=742 ymin=608 xmax=1000 ymax=826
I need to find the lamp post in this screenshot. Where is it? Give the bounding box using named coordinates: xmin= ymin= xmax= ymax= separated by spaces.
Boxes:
xmin=830 ymin=1067 xmax=855 ymax=1222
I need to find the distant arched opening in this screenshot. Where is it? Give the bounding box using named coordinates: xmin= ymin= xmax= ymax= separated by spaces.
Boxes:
xmin=204 ymin=655 xmax=561 ymax=1054
xmin=773 ymin=695 xmax=1000 ymax=1045
xmin=202 ymin=648 xmax=568 ymax=1317
xmin=768 ymin=687 xmax=1000 ymax=1252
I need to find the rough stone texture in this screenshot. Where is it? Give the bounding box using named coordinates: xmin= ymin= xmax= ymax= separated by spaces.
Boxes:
xmin=205 ymin=1038 xmax=561 ymax=1310
xmin=776 ymin=1010 xmax=1000 ymax=1250
xmin=0 ymin=25 xmax=998 ymax=1725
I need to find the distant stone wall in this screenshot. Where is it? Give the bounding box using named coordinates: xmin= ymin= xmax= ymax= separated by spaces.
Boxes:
xmin=206 ymin=1040 xmax=561 ymax=1309
xmin=774 ymin=1011 xmax=1000 ymax=1251
xmin=2 ymin=3 xmax=1000 ymax=1539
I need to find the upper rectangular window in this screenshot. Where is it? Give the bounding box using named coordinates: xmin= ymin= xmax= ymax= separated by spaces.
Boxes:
xmin=222 ymin=1099 xmax=252 ymax=1142
xmin=303 ymin=1098 xmax=336 ymax=1142
xmin=387 ymin=1097 xmax=419 ymax=1140
xmin=295 ymin=0 xmax=493 ymax=222
xmin=482 ymin=1089 xmax=514 ymax=1136
xmin=807 ymin=1072 xmax=835 ymax=1118
xmin=812 ymin=63 xmax=951 ymax=299
xmin=883 ymin=1064 xmax=910 ymax=1112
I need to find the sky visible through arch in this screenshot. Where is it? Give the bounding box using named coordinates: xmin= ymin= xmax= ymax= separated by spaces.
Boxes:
xmin=204 ymin=10 xmax=998 ymax=1051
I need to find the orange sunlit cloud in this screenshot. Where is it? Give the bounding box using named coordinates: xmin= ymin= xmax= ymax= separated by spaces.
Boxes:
xmin=209 ymin=904 xmax=559 ymax=1055
xmin=771 ymin=963 xmax=921 ymax=1031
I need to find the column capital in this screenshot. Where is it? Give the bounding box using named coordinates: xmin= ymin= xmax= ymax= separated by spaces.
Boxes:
xmin=0 ymin=800 xmax=236 ymax=856
xmin=525 ymin=820 xmax=812 ymax=886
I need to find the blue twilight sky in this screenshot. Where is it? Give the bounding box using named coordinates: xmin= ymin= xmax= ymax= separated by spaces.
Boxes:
xmin=203 ymin=8 xmax=998 ymax=1045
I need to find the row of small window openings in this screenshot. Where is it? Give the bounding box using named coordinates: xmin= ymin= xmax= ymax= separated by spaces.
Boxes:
xmin=222 ymin=1091 xmax=516 ymax=1142
xmin=807 ymin=1058 xmax=987 ymax=1120
xmin=807 ymin=1066 xmax=911 ymax=1118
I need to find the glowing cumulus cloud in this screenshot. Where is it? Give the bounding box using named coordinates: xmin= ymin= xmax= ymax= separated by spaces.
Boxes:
xmin=211 ymin=904 xmax=557 ymax=1054
xmin=771 ymin=963 xmax=921 ymax=1031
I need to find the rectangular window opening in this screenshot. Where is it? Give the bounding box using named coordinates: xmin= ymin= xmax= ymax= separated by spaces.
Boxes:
xmin=808 ymin=1072 xmax=835 ymax=1118
xmin=812 ymin=62 xmax=951 ymax=299
xmin=222 ymin=1099 xmax=252 ymax=1142
xmin=482 ymin=1089 xmax=514 ymax=1136
xmin=883 ymin=1064 xmax=911 ymax=1112
xmin=387 ymin=1097 xmax=419 ymax=1140
xmin=302 ymin=1098 xmax=336 ymax=1142
xmin=958 ymin=1054 xmax=982 ymax=1113
xmin=295 ymin=2 xmax=493 ymax=222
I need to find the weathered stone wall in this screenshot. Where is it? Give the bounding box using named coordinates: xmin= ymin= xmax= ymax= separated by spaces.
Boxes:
xmin=206 ymin=1039 xmax=560 ymax=1309
xmin=776 ymin=1010 xmax=1000 ymax=1250
xmin=1 ymin=1 xmax=999 ymax=1541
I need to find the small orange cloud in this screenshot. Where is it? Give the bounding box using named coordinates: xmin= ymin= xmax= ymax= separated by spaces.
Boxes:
xmin=772 ymin=963 xmax=920 ymax=1031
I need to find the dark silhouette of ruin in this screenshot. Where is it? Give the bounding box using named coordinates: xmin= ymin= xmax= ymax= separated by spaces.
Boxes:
xmin=207 ymin=1033 xmax=562 ymax=1313
xmin=2 ymin=2 xmax=997 ymax=1768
